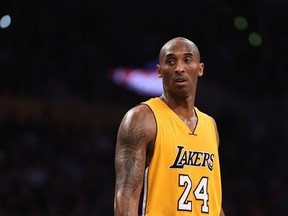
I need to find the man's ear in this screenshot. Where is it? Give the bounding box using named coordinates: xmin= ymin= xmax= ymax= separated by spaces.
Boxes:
xmin=198 ymin=63 xmax=204 ymax=77
xmin=156 ymin=64 xmax=162 ymax=78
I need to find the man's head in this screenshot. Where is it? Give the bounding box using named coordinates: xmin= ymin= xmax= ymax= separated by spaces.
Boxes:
xmin=159 ymin=37 xmax=201 ymax=64
xmin=157 ymin=37 xmax=204 ymax=99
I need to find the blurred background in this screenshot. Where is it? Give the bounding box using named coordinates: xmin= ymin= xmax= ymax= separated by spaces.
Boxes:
xmin=0 ymin=0 xmax=288 ymax=215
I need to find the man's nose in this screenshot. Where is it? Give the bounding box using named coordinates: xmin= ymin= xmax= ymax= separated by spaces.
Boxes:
xmin=175 ymin=61 xmax=185 ymax=73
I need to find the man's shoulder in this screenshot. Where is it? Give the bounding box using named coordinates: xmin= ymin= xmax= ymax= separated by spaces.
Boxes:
xmin=141 ymin=97 xmax=160 ymax=105
xmin=195 ymin=107 xmax=214 ymax=120
xmin=125 ymin=101 xmax=155 ymax=118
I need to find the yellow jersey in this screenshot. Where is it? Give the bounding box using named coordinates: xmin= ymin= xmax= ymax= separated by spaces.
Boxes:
xmin=139 ymin=97 xmax=222 ymax=216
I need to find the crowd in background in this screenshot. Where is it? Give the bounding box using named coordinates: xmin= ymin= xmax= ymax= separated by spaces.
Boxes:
xmin=0 ymin=0 xmax=288 ymax=215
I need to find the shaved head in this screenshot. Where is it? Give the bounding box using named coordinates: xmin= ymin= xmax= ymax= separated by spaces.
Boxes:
xmin=159 ymin=37 xmax=201 ymax=63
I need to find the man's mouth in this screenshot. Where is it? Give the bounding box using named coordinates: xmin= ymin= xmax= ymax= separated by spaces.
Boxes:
xmin=175 ymin=77 xmax=187 ymax=82
xmin=174 ymin=77 xmax=188 ymax=86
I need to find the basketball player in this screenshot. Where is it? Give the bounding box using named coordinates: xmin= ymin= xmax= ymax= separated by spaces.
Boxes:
xmin=114 ymin=37 xmax=225 ymax=215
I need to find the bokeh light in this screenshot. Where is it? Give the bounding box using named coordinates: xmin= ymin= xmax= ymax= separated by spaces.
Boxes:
xmin=234 ymin=16 xmax=248 ymax=30
xmin=249 ymin=32 xmax=262 ymax=46
xmin=0 ymin=15 xmax=12 ymax=29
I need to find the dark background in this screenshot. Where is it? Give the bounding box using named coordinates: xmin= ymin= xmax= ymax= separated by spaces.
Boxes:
xmin=1 ymin=0 xmax=288 ymax=215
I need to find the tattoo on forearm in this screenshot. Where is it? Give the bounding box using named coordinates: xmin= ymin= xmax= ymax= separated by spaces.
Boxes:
xmin=116 ymin=127 xmax=147 ymax=196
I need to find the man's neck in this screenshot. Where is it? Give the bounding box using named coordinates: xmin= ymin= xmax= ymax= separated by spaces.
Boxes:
xmin=159 ymin=94 xmax=197 ymax=130
xmin=160 ymin=94 xmax=196 ymax=117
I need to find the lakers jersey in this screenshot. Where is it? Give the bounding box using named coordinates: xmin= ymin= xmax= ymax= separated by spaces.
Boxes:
xmin=139 ymin=98 xmax=222 ymax=216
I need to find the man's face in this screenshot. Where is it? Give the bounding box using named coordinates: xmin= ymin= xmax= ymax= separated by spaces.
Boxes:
xmin=157 ymin=40 xmax=204 ymax=98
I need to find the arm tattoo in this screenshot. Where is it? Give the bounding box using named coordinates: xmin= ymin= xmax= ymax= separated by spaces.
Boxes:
xmin=116 ymin=127 xmax=147 ymax=196
xmin=121 ymin=128 xmax=146 ymax=147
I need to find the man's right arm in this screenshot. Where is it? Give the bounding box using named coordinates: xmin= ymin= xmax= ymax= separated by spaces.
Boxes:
xmin=114 ymin=105 xmax=156 ymax=216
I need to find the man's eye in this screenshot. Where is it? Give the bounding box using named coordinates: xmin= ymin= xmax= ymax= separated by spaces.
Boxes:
xmin=185 ymin=58 xmax=192 ymax=63
xmin=168 ymin=59 xmax=175 ymax=65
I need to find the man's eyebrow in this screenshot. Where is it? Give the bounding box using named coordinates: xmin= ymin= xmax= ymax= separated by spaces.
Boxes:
xmin=183 ymin=52 xmax=194 ymax=56
xmin=165 ymin=53 xmax=175 ymax=58
xmin=165 ymin=53 xmax=194 ymax=58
